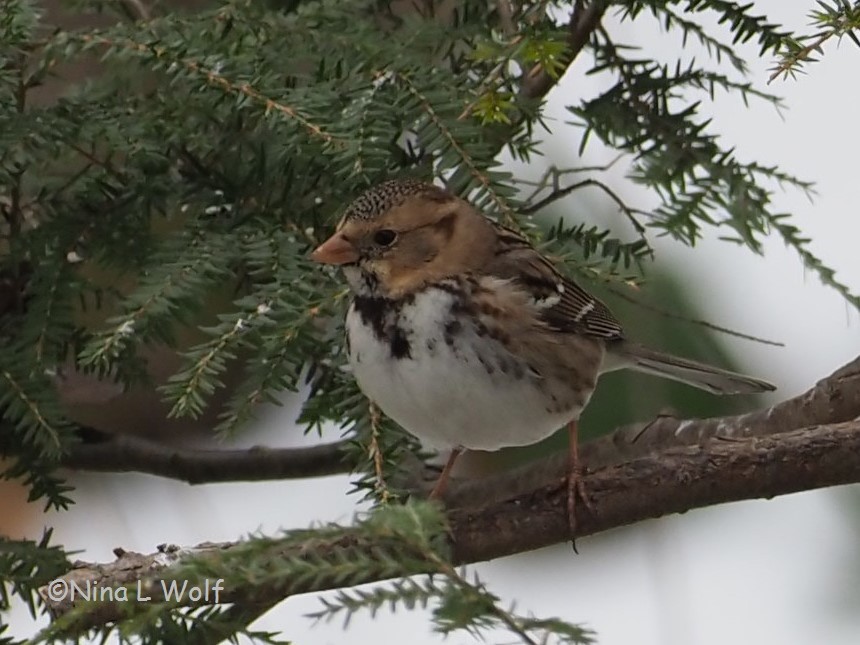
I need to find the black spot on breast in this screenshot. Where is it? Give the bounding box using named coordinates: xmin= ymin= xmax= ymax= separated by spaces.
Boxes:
xmin=426 ymin=338 xmax=437 ymax=352
xmin=352 ymin=295 xmax=412 ymax=360
xmin=477 ymin=354 xmax=495 ymax=375
xmin=444 ymin=319 xmax=462 ymax=346
xmin=353 ymin=296 xmax=388 ymax=338
xmin=390 ymin=328 xmax=411 ymax=359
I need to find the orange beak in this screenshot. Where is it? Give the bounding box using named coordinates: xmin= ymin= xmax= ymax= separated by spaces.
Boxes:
xmin=311 ymin=233 xmax=360 ymax=265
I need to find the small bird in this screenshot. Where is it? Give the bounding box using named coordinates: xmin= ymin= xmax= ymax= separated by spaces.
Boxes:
xmin=311 ymin=179 xmax=775 ymax=525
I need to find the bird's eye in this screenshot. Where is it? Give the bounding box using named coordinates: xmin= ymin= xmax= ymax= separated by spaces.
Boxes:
xmin=373 ymin=229 xmax=397 ymax=247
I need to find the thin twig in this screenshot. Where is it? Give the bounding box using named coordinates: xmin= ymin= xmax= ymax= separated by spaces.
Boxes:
xmin=522 ymin=177 xmax=649 ymax=234
xmin=61 ymin=430 xmax=351 ymax=483
xmin=515 ymin=156 xmax=625 ymax=195
xmin=368 ymin=402 xmax=391 ymax=503
xmin=64 ymin=141 xmax=125 ymax=182
xmin=8 ymin=54 xmax=27 ymax=239
xmin=521 ymin=174 xmax=654 ymax=262
xmin=604 ymin=284 xmax=785 ymax=347
xmin=769 ymin=31 xmax=834 ymax=83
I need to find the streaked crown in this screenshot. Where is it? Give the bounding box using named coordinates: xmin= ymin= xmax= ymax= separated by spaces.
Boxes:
xmin=341 ymin=179 xmax=438 ymax=222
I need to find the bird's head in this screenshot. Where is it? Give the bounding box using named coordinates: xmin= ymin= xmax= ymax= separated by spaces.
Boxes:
xmin=311 ymin=179 xmax=495 ymax=298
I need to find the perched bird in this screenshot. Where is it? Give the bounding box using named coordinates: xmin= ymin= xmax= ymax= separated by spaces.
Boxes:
xmin=311 ymin=179 xmax=775 ymax=526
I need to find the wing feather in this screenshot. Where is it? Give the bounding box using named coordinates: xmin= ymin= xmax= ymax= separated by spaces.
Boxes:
xmin=485 ymin=224 xmax=624 ymax=340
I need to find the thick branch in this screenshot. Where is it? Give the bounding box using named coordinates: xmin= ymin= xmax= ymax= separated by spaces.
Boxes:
xmin=61 ymin=431 xmax=351 ymax=483
xmin=39 ymin=419 xmax=860 ymax=631
xmin=451 ymin=420 xmax=860 ymax=562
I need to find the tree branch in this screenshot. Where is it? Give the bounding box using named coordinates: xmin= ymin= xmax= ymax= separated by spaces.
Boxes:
xmin=452 ymin=420 xmax=860 ymax=562
xmin=61 ymin=431 xmax=351 ymax=483
xmin=38 ymin=356 xmax=860 ymax=632
xmin=520 ymin=0 xmax=609 ymax=99
xmin=39 ymin=420 xmax=860 ymax=632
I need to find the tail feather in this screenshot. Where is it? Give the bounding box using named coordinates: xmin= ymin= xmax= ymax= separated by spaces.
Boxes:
xmin=609 ymin=342 xmax=775 ymax=395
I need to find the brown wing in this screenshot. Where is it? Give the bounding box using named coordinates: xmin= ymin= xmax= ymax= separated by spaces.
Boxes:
xmin=485 ymin=224 xmax=624 ymax=341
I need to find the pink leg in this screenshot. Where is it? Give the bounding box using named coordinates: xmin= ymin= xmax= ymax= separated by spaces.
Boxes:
xmin=566 ymin=420 xmax=593 ymax=546
xmin=429 ymin=446 xmax=463 ymax=500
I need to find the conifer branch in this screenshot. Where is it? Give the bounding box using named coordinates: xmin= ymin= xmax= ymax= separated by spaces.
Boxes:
xmin=769 ymin=1 xmax=860 ymax=82
xmin=73 ymin=33 xmax=337 ymax=144
xmin=520 ymin=177 xmax=653 ymax=259
xmin=520 ymin=0 xmax=609 ymax=99
xmin=0 ymin=368 xmax=64 ymax=454
xmin=393 ymin=71 xmax=517 ymax=222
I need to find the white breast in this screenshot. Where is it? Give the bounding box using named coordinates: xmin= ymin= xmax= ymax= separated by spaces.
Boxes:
xmin=345 ymin=287 xmax=579 ymax=451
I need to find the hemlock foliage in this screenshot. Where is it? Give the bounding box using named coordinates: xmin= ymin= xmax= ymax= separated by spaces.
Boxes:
xmin=0 ymin=0 xmax=857 ymax=642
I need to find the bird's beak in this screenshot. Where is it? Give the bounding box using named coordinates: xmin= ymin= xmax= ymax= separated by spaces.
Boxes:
xmin=311 ymin=233 xmax=360 ymax=265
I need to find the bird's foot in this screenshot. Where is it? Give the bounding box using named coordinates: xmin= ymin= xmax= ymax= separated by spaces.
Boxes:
xmin=566 ymin=467 xmax=594 ymax=553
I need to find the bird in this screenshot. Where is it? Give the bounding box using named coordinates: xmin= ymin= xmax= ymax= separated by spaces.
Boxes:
xmin=311 ymin=178 xmax=775 ymax=530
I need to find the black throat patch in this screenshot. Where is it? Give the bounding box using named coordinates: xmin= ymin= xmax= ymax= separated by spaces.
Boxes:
xmin=352 ymin=295 xmax=413 ymax=360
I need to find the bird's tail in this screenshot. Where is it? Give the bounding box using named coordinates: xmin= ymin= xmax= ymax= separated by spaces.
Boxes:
xmin=610 ymin=342 xmax=775 ymax=395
